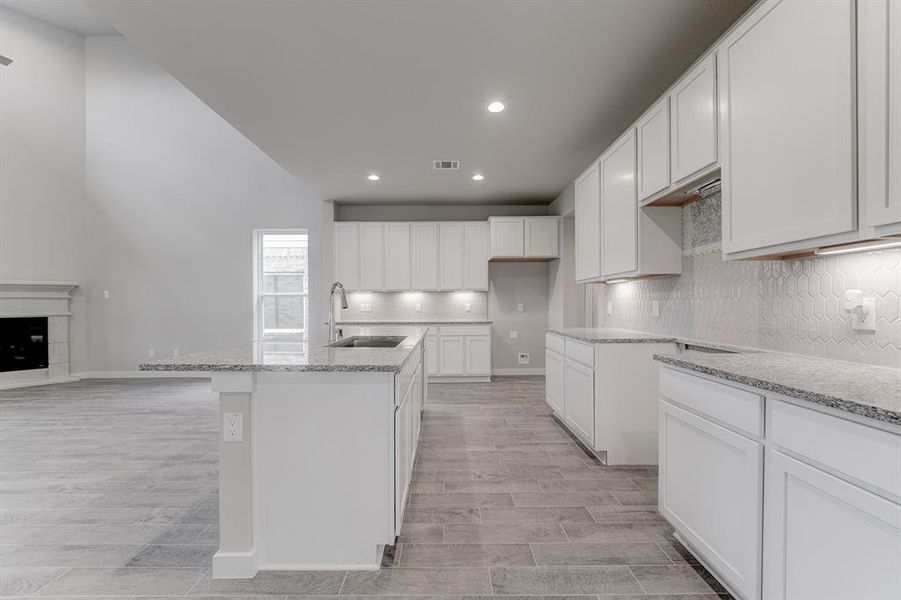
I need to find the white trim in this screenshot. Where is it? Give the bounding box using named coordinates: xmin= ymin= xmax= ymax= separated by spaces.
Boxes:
xmin=492 ymin=367 xmax=546 ymax=376
xmin=257 ymin=562 xmax=380 ymax=571
xmin=428 ymin=376 xmax=492 ymax=383
xmin=75 ymin=370 xmax=210 ymax=379
xmin=212 ymin=550 xmax=258 ymax=579
xmin=0 ymin=376 xmax=79 ymax=391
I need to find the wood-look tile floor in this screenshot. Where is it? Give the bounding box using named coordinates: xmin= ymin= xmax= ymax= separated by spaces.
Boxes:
xmin=0 ymin=376 xmax=731 ymax=598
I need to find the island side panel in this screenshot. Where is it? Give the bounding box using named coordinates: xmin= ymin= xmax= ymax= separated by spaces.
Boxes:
xmin=252 ymin=370 xmax=395 ymax=570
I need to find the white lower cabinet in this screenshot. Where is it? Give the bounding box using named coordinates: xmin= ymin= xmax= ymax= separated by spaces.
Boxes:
xmin=563 ymin=358 xmax=594 ymax=446
xmin=659 ymin=399 xmax=762 ymax=600
xmin=424 ymin=334 xmax=439 ymax=376
xmin=464 ymin=336 xmax=490 ymax=376
xmin=545 ymin=349 xmax=565 ymax=416
xmin=438 ymin=336 xmax=464 ymax=375
xmin=429 ymin=325 xmax=491 ymax=381
xmin=763 ymin=449 xmax=901 ymax=600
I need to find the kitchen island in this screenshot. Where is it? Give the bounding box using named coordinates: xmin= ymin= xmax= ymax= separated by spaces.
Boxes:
xmin=140 ymin=328 xmax=425 ymax=578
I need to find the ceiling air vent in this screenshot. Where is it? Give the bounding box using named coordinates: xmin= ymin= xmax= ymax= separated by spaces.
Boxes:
xmin=433 ymin=160 xmax=460 ymax=170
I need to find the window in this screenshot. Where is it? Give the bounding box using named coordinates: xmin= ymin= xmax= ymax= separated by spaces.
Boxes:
xmin=254 ymin=230 xmax=309 ymax=340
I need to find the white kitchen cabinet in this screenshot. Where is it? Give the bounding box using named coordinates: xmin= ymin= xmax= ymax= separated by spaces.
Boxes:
xmin=464 ymin=335 xmax=491 ymax=376
xmin=563 ymin=358 xmax=594 ymax=446
xmin=860 ymin=0 xmax=901 ymax=234
xmin=763 ymin=449 xmax=901 ymax=600
xmin=462 ymin=222 xmax=489 ymax=291
xmin=524 ymin=217 xmax=559 ymax=258
xmin=659 ymin=399 xmax=763 ymax=600
xmin=334 ymin=222 xmax=359 ymax=290
xmin=489 ymin=217 xmax=524 ymax=258
xmin=545 ymin=348 xmax=565 ymax=417
xmin=438 ymin=335 xmax=465 ymax=375
xmin=637 ymin=97 xmax=671 ymax=201
xmin=600 ymin=129 xmax=638 ymax=277
xmin=358 ymin=223 xmax=385 ymax=291
xmin=394 ymin=381 xmax=412 ymax=532
xmin=670 ymin=54 xmax=717 ymax=184
xmin=719 ymin=0 xmax=856 ymax=257
xmin=574 ymin=164 xmax=601 ymax=282
xmin=438 ymin=222 xmax=464 ymax=290
xmin=410 ymin=223 xmax=439 ymax=290
xmin=424 ymin=333 xmax=439 ymax=377
xmin=383 ymin=222 xmax=411 ymax=291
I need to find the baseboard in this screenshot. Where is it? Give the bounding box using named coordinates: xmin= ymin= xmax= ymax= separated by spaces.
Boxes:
xmin=429 ymin=376 xmax=492 ymax=383
xmin=212 ymin=550 xmax=258 ymax=579
xmin=0 ymin=376 xmax=80 ymax=391
xmin=492 ymin=367 xmax=546 ymax=376
xmin=74 ymin=370 xmax=210 ymax=379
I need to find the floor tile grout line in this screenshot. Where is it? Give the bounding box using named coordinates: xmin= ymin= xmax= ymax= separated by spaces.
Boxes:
xmin=29 ymin=565 xmax=71 ymax=595
xmin=182 ymin=569 xmax=207 ymax=596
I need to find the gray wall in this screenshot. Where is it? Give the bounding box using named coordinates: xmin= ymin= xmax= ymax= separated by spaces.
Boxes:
xmin=335 ymin=203 xmax=548 ymax=222
xmin=489 ymin=262 xmax=548 ymax=372
xmin=84 ymin=36 xmax=329 ymax=372
xmin=547 ymin=216 xmax=585 ymax=329
xmin=0 ymin=7 xmax=88 ymax=372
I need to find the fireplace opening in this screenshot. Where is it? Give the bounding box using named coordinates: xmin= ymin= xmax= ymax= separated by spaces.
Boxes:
xmin=1 ymin=317 xmax=49 ymax=372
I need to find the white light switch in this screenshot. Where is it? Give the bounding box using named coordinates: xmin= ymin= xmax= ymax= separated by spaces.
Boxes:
xmin=509 ymin=330 xmax=518 ymax=339
xmin=102 ymin=290 xmax=110 ymax=300
xmin=465 ymin=303 xmax=471 ymax=313
xmin=517 ymin=303 xmax=524 ymax=312
xmin=652 ymin=301 xmax=660 ymax=318
xmin=607 ymin=302 xmax=613 ymax=316
xmin=223 ymin=412 xmax=243 ymax=442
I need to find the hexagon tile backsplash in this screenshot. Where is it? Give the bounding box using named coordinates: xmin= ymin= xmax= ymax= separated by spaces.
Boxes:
xmin=603 ymin=192 xmax=901 ymax=368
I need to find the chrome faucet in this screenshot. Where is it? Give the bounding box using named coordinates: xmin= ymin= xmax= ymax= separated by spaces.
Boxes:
xmin=328 ymin=282 xmax=349 ymax=342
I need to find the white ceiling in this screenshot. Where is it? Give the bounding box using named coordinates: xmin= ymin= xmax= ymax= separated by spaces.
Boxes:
xmin=0 ymin=0 xmax=117 ymax=36
xmin=83 ymin=1 xmax=753 ymax=205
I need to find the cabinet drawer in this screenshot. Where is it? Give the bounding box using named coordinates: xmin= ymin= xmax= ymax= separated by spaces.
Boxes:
xmin=659 ymin=367 xmax=763 ymax=437
xmin=546 ymin=333 xmax=565 ymax=355
xmin=564 ymin=339 xmax=594 ymax=367
xmin=769 ymin=399 xmax=901 ymax=499
xmin=439 ymin=325 xmax=489 ymax=337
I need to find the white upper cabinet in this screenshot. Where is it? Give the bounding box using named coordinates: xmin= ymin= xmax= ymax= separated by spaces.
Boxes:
xmin=383 ymin=222 xmax=411 ymax=291
xmin=524 ymin=217 xmax=559 ymax=258
xmin=438 ymin=222 xmax=464 ymax=290
xmin=637 ymin=97 xmax=671 ymax=201
xmin=575 ymin=164 xmax=601 ymax=282
xmin=860 ymin=0 xmax=901 ymax=234
xmin=489 ymin=217 xmax=525 ymax=258
xmin=463 ymin=222 xmax=489 ymax=291
xmin=600 ymin=130 xmax=638 ymax=277
xmin=334 ymin=222 xmax=359 ymax=290
xmin=670 ymin=54 xmax=717 ymax=184
xmin=358 ymin=223 xmax=385 ymax=291
xmin=411 ymin=222 xmax=439 ymax=291
xmin=719 ymin=0 xmax=856 ymax=256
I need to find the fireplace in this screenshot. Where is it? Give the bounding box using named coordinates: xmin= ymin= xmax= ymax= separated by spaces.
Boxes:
xmin=1 ymin=317 xmax=49 ymax=372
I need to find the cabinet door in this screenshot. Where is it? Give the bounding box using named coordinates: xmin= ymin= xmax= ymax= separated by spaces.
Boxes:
xmin=464 ymin=335 xmax=490 ymax=376
xmin=659 ymin=400 xmax=762 ymax=600
xmin=411 ymin=223 xmax=439 ymax=290
xmin=490 ymin=217 xmax=524 ymax=258
xmin=463 ymin=222 xmax=489 ymax=291
xmin=384 ymin=222 xmax=411 ymax=290
xmin=424 ymin=335 xmax=439 ymax=376
xmin=563 ymin=358 xmax=594 ymax=445
xmin=438 ymin=336 xmax=464 ymax=375
xmin=334 ymin=223 xmax=359 ymax=290
xmin=670 ymin=54 xmax=716 ymax=184
xmin=438 ymin=222 xmax=464 ymax=290
xmin=358 ymin=223 xmax=384 ymax=290
xmin=763 ymin=449 xmax=901 ymax=600
xmin=637 ymin=97 xmax=671 ymax=200
xmin=719 ymin=0 xmax=855 ymax=254
xmin=600 ymin=130 xmax=638 ymax=277
xmin=545 ymin=349 xmax=565 ymax=416
xmin=574 ymin=164 xmax=601 ymax=281
xmin=524 ymin=217 xmax=559 ymax=257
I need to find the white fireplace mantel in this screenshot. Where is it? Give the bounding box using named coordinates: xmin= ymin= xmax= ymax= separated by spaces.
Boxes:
xmin=0 ymin=280 xmax=79 ymax=389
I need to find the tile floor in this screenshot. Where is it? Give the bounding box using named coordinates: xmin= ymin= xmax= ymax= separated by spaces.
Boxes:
xmin=0 ymin=376 xmax=730 ymax=598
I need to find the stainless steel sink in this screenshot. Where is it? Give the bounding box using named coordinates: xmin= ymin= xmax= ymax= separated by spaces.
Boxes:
xmin=328 ymin=336 xmax=405 ymax=348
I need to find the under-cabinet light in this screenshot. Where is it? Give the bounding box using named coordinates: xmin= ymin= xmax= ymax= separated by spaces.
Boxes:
xmin=815 ymin=238 xmax=901 ymax=256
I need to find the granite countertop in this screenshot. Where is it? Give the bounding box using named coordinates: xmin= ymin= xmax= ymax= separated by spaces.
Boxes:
xmin=655 ymin=350 xmax=901 ymax=426
xmin=139 ymin=327 xmax=424 ymax=373
xmin=338 ymin=319 xmax=492 ymax=325
xmin=547 ymin=327 xmax=677 ymax=344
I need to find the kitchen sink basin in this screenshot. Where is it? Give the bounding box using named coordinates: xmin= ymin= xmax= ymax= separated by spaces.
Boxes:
xmin=328 ymin=336 xmax=405 ymax=348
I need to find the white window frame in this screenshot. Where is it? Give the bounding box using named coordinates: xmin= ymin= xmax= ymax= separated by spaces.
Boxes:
xmin=253 ymin=229 xmax=309 ymax=340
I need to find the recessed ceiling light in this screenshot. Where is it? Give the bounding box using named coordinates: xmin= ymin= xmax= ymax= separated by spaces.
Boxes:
xmin=487 ymin=101 xmax=505 ymax=113
xmin=367 ymin=174 xmax=380 ymax=181
xmin=472 ymin=174 xmax=485 ymax=181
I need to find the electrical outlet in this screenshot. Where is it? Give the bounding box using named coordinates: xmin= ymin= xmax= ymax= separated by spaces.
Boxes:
xmin=509 ymin=330 xmax=518 ymax=339
xmin=223 ymin=412 xmax=243 ymax=442
xmin=102 ymin=290 xmax=110 ymax=300
xmin=465 ymin=303 xmax=471 ymax=312
xmin=652 ymin=301 xmax=660 ymax=318
xmin=518 ymin=352 xmax=530 ymax=365
xmin=148 ymin=348 xmax=155 ymax=358
xmin=607 ymin=301 xmax=613 ymax=316
xmin=173 ymin=348 xmax=180 ymax=358
xmin=415 ymin=303 xmax=422 ymax=313
xmin=517 ymin=303 xmax=524 ymax=312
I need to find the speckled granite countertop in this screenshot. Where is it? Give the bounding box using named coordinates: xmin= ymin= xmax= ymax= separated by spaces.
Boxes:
xmin=338 ymin=319 xmax=492 ymax=325
xmin=547 ymin=327 xmax=677 ymax=344
xmin=139 ymin=327 xmax=423 ymax=373
xmin=656 ymin=350 xmax=901 ymax=426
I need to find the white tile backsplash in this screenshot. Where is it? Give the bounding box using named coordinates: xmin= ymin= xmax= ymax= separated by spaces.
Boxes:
xmin=603 ymin=192 xmax=901 ymax=368
xmin=339 ymin=291 xmax=489 ymax=322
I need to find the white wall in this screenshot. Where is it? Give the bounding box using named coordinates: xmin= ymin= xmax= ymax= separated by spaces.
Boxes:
xmin=489 ymin=262 xmax=548 ymax=372
xmin=0 ymin=7 xmax=88 ymax=371
xmin=84 ymin=36 xmax=328 ymax=372
xmin=547 ymin=183 xmax=585 ymax=329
